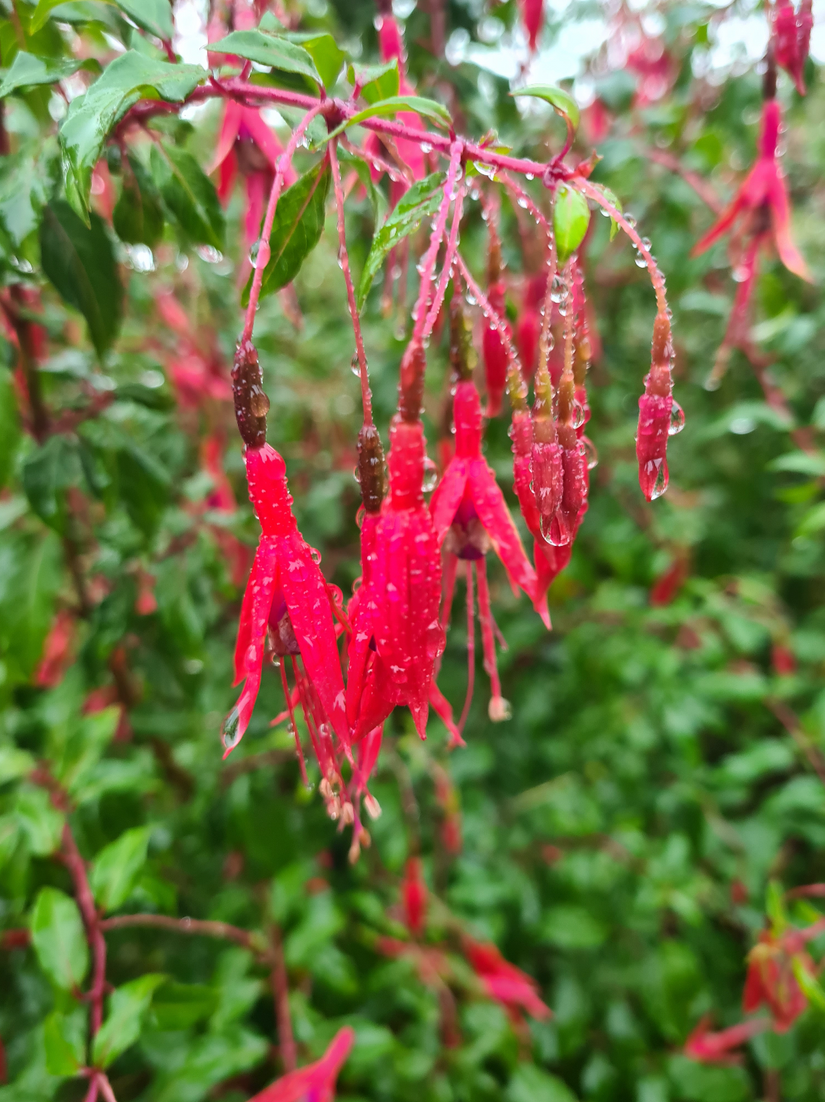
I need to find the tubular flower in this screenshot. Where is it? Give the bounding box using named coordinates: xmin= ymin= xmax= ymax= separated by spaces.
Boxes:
xmin=772 ymin=0 xmax=813 ymax=95
xmin=432 ymin=378 xmax=544 ymax=725
xmin=371 ymin=14 xmax=427 ymax=187
xmin=464 ymin=938 xmax=552 ymax=1022
xmin=247 ymin=1026 xmax=355 ymax=1102
xmin=350 ymin=410 xmax=445 ymax=741
xmin=209 ymin=100 xmax=295 ymax=249
xmin=402 ymin=857 xmax=428 ymax=938
xmin=683 ymin=1015 xmax=769 ymax=1065
xmin=35 ymin=610 xmax=76 ymax=688
xmin=520 ymin=0 xmax=544 ymax=53
xmin=636 ymin=312 xmax=681 ymax=502
xmin=692 ymin=97 xmax=810 ymax=282
xmin=482 ymin=279 xmax=509 ymax=418
xmin=223 ymin=444 xmax=349 ymax=764
xmin=743 ymin=927 xmax=816 ymax=1032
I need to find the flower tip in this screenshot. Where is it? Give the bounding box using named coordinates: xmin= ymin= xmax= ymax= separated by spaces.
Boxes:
xmin=488 ymin=696 xmax=512 ymax=722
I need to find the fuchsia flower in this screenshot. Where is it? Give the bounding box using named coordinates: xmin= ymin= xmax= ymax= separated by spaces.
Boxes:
xmin=482 ymin=280 xmax=509 ymax=418
xmin=636 ymin=313 xmax=678 ymax=502
xmin=371 ymin=14 xmax=427 ymax=187
xmin=348 ymin=415 xmax=447 ymax=741
xmin=210 ymin=100 xmax=295 ymax=250
xmin=692 ymin=98 xmax=810 ymax=282
xmin=772 ymin=0 xmax=813 ymax=95
xmin=743 ymin=926 xmax=817 ymax=1032
xmin=224 ymin=444 xmax=349 ymax=768
xmin=520 ymin=0 xmax=544 ymax=53
xmin=464 ymin=938 xmax=551 ymax=1023
xmin=402 ymin=857 xmax=427 ymax=938
xmin=247 ymin=1026 xmax=355 ymax=1102
xmin=36 ymin=610 xmax=76 ymax=688
xmin=683 ymin=1016 xmax=769 ymax=1065
xmin=432 ymin=380 xmax=544 ymax=726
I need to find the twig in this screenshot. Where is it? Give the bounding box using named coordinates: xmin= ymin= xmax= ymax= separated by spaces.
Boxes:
xmin=422 ymin=184 xmax=464 ymax=340
xmin=645 ymin=148 xmax=724 ymax=214
xmin=60 ymin=824 xmax=107 ymax=1037
xmin=767 ymin=699 xmax=825 ymax=787
xmin=412 ymin=141 xmax=464 ymax=344
xmin=270 ymin=926 xmax=296 ymax=1073
xmin=100 ymin=913 xmax=269 ymax=958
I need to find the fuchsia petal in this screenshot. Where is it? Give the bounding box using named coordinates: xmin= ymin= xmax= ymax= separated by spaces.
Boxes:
xmin=248 ymin=1026 xmax=355 ymax=1102
xmin=239 ymin=107 xmax=291 ymax=177
xmin=244 ymin=171 xmax=267 ymax=251
xmin=233 ymin=540 xmax=277 ymax=686
xmin=468 ymin=461 xmax=538 ymax=599
xmin=279 ymin=530 xmax=349 ymax=747
xmin=429 ymin=680 xmax=463 ymax=747
xmin=430 ymin=461 xmax=471 ymax=544
xmin=691 ymin=191 xmax=749 ymax=257
xmin=766 ymin=172 xmax=812 ymax=281
xmin=208 ymin=100 xmax=243 ymax=177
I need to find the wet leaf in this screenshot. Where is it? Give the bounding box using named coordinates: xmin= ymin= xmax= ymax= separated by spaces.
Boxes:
xmin=30 ymin=888 xmax=89 ymax=990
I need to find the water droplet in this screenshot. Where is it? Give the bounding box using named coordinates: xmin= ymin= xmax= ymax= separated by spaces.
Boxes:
xmin=668 ymin=400 xmax=685 ymax=435
xmin=353 ymin=465 xmax=361 ymax=484
xmin=583 ymin=437 xmax=598 ymax=469
xmin=570 ymin=400 xmax=585 ymax=429
xmin=250 ymin=388 xmax=270 ymax=417
xmin=634 ymin=252 xmax=647 ymax=269
xmin=222 ymin=707 xmax=241 ymax=751
xmin=650 ymin=462 xmax=668 ymax=500
xmin=311 ymin=548 xmax=322 ymax=565
xmin=255 ymin=240 xmax=271 ymax=270
xmin=351 ymin=353 xmax=361 ymax=377
xmin=540 ymin=511 xmax=570 ymax=546
xmin=422 ymin=457 xmax=438 ymax=493
xmin=641 ymin=237 xmax=651 ymax=250
xmin=517 ymin=196 xmax=528 ymax=209
xmin=525 ymin=173 xmax=535 ymax=181
xmin=626 ymin=214 xmax=637 ymax=229
xmin=420 ymin=142 xmax=432 ymax=154
xmin=356 ymin=504 xmax=366 ymax=529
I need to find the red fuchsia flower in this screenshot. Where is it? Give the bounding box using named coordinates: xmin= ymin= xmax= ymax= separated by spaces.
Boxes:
xmin=463 ymin=938 xmax=552 ymax=1023
xmin=431 ymin=377 xmax=545 ymax=727
xmin=209 ymin=100 xmax=295 ymax=251
xmin=35 ymin=610 xmax=76 ymax=688
xmin=348 ymin=410 xmax=447 ymax=742
xmin=520 ymin=0 xmax=544 ymax=53
xmin=626 ymin=37 xmax=677 ymax=105
xmin=402 ymin=857 xmax=427 ymax=938
xmin=637 ymin=312 xmax=679 ymax=502
xmin=83 ymin=684 xmax=131 ymax=743
xmin=134 ymin=568 xmax=157 ymax=616
xmin=743 ymin=926 xmax=819 ymax=1031
xmin=683 ymin=1015 xmax=769 ymax=1065
xmin=247 ymin=1026 xmax=355 ymax=1102
xmin=516 ymin=274 xmax=548 ymax=382
xmin=692 ymin=97 xmax=810 ymax=283
xmin=649 ymin=552 xmax=689 ymax=607
xmin=224 ymin=444 xmax=349 ymax=769
xmin=482 ymin=279 xmax=509 ymax=419
xmin=771 ymin=641 xmax=797 ymax=676
xmin=370 ymin=14 xmax=427 ymax=189
xmin=155 ymin=291 xmax=231 ymax=410
xmin=772 ymin=0 xmax=813 ymax=95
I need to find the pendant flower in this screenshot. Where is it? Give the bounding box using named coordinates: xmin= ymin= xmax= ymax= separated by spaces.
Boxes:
xmin=683 ymin=1015 xmax=769 ymax=1066
xmin=743 ymin=927 xmax=814 ymax=1032
xmin=482 ymin=279 xmax=509 ymax=418
xmin=432 ymin=380 xmax=544 ymax=726
xmin=402 ymin=857 xmax=427 ymax=938
xmin=247 ymin=1026 xmax=355 ymax=1102
xmin=224 ymin=444 xmax=349 ymax=761
xmin=692 ymin=97 xmax=810 ymax=282
xmin=463 ymin=938 xmax=551 ymax=1022
xmin=772 ymin=0 xmax=813 ymax=95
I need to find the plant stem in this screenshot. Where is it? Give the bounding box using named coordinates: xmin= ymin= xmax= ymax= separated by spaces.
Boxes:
xmin=500 ymin=173 xmax=550 ymax=234
xmin=270 ymin=926 xmax=297 ymax=1073
xmin=241 ymin=103 xmax=325 ymax=346
xmin=329 ymin=139 xmax=373 ymax=425
xmin=422 ymin=185 xmax=464 ymax=340
xmin=100 ymin=914 xmax=267 ymax=956
xmin=60 ymin=824 xmax=107 ymax=1037
xmin=412 ymin=141 xmax=463 ymax=344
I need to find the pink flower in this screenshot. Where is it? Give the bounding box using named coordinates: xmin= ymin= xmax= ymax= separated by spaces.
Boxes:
xmin=247 ymin=1027 xmax=355 ymax=1102
xmin=464 ymin=938 xmax=552 ymax=1022
xmin=402 ymin=857 xmax=427 ymax=938
xmin=35 ymin=609 xmax=76 ymax=688
xmin=224 ymin=445 xmax=349 ymax=765
xmin=684 ymin=1015 xmax=769 ymax=1065
xmin=692 ymin=98 xmax=810 ymax=282
xmin=772 ymin=0 xmax=813 ymax=95
xmin=520 ymin=0 xmax=544 ymax=53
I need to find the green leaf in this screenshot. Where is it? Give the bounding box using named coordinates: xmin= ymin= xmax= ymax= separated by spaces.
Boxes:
xmin=22 ymin=435 xmax=82 ymax=535
xmin=114 ymin=439 xmax=171 ymax=536
xmin=151 ymin=982 xmax=219 ymax=1030
xmin=0 ymin=143 xmax=58 ymax=248
xmin=90 ymin=826 xmax=152 ymax=912
xmin=15 ymin=786 xmax=64 ymax=856
xmin=0 ymin=745 xmax=35 ymax=786
xmin=0 ymin=532 xmax=63 ymax=681
xmin=150 ymin=142 xmax=225 ymax=251
xmin=43 ymin=1008 xmax=85 ymax=1077
xmin=348 ymin=59 xmax=400 ymax=104
xmin=60 ymin=51 xmax=206 ymax=219
xmin=553 ymin=184 xmax=590 ymax=263
xmin=209 ymin=30 xmax=321 ymax=86
xmin=29 ymin=0 xmax=76 ymax=34
xmin=587 ymin=181 xmax=622 ymax=240
xmin=92 ymin=974 xmax=166 ymax=1068
xmin=792 ymin=957 xmax=825 ymax=1012
xmin=30 ymin=888 xmax=89 ymax=990
xmin=113 ymin=154 xmax=164 ymax=248
xmin=507 ymin=1064 xmax=580 ymax=1102
xmin=327 ymin=95 xmax=451 ymax=140
xmin=113 ymin=0 xmax=174 ymax=42
xmin=0 ymin=52 xmax=97 ymax=98
xmin=357 ymin=171 xmax=446 ymax=309
xmin=246 ymin=159 xmax=331 ymax=303
xmin=39 ymin=201 xmax=123 ymax=358
xmin=769 ymin=451 xmax=825 ymax=477
xmin=0 ymin=371 xmax=20 ymax=492
xmin=766 ymin=880 xmax=787 ymax=935
xmin=288 ymin=32 xmax=345 ymax=89
xmin=511 ymin=84 xmax=580 ymax=131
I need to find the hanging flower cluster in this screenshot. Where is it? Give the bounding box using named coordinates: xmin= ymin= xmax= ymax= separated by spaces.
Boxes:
xmin=214 ymin=13 xmax=679 ymax=853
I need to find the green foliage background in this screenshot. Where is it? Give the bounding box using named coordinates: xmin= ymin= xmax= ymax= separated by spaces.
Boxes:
xmin=1 ymin=1 xmax=825 ymax=1100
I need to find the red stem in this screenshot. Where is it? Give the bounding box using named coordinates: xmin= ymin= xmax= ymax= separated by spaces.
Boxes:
xmin=241 ymin=103 xmax=326 ymax=345
xmin=271 ymin=929 xmax=296 ymax=1073
xmin=422 ymin=184 xmax=465 ymax=340
xmin=100 ymin=913 xmax=266 ymax=955
xmin=412 ymin=141 xmax=463 ymax=344
xmin=501 ymin=172 xmax=550 ymax=235
xmin=329 ymin=138 xmax=373 ymax=425
xmin=60 ymin=825 xmax=107 ymax=1038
